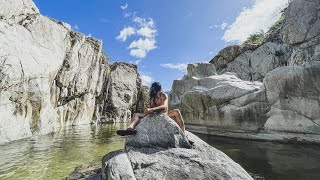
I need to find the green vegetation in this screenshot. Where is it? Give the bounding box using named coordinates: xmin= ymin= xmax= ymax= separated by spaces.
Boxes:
xmin=243 ymin=13 xmax=285 ymax=45
xmin=266 ymin=13 xmax=285 ymax=35
xmin=244 ymin=30 xmax=266 ymax=45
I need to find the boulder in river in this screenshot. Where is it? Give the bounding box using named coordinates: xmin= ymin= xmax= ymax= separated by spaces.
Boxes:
xmin=102 ymin=114 xmax=253 ymax=180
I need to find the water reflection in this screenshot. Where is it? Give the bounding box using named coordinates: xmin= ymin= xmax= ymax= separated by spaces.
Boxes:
xmin=0 ymin=123 xmax=127 ymax=180
xmin=1 ymin=125 xmax=320 ymax=180
xmin=196 ymin=134 xmax=320 ymax=180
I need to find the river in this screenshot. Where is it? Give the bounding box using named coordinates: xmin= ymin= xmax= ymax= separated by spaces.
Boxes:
xmin=0 ymin=124 xmax=320 ymax=180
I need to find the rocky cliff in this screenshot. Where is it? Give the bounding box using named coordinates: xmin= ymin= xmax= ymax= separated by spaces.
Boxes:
xmin=0 ymin=0 xmax=142 ymax=144
xmin=170 ymin=0 xmax=320 ymax=143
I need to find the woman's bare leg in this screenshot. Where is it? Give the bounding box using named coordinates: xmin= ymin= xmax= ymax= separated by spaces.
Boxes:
xmin=168 ymin=109 xmax=185 ymax=133
xmin=127 ymin=113 xmax=145 ymax=129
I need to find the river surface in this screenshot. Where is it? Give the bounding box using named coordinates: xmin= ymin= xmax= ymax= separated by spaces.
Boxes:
xmin=0 ymin=124 xmax=320 ymax=180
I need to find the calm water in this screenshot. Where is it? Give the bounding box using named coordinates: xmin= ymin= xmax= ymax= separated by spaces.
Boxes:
xmin=0 ymin=124 xmax=127 ymax=180
xmin=197 ymin=134 xmax=320 ymax=180
xmin=1 ymin=124 xmax=320 ymax=180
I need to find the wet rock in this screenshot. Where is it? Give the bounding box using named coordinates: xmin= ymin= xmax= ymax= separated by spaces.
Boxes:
xmin=67 ymin=165 xmax=102 ymax=180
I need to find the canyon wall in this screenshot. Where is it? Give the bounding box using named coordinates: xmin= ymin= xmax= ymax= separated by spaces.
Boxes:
xmin=170 ymin=0 xmax=320 ymax=143
xmin=0 ymin=0 xmax=142 ymax=144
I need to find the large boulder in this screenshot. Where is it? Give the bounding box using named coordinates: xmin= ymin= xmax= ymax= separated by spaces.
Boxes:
xmin=125 ymin=114 xmax=191 ymax=149
xmin=102 ymin=114 xmax=253 ymax=180
xmin=170 ymin=63 xmax=266 ymax=133
xmin=263 ymin=65 xmax=320 ymax=134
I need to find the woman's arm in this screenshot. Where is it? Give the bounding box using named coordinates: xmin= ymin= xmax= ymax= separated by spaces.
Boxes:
xmin=147 ymin=93 xmax=168 ymax=113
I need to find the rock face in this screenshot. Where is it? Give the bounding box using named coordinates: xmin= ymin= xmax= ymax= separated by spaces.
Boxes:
xmin=102 ymin=114 xmax=253 ymax=180
xmin=170 ymin=63 xmax=270 ymax=134
xmin=101 ymin=62 xmax=142 ymax=123
xmin=0 ymin=0 xmax=143 ymax=144
xmin=172 ymin=63 xmax=320 ymax=142
xmin=170 ymin=0 xmax=320 ymax=143
xmin=171 ymin=62 xmax=320 ymax=143
xmin=211 ymin=42 xmax=292 ymax=81
xmin=263 ymin=65 xmax=320 ymax=134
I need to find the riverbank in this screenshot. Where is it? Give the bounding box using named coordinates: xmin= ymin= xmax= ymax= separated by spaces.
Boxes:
xmin=186 ymin=124 xmax=320 ymax=144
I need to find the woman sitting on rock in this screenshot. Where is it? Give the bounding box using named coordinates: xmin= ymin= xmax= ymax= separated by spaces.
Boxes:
xmin=116 ymin=82 xmax=186 ymax=136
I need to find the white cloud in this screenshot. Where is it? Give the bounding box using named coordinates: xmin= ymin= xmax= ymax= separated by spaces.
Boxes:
xmin=133 ymin=17 xmax=155 ymax=28
xmin=160 ymin=63 xmax=188 ymax=72
xmin=140 ymin=74 xmax=153 ymax=86
xmin=130 ymin=49 xmax=146 ymax=59
xmin=117 ymin=14 xmax=157 ymax=59
xmin=116 ymin=26 xmax=136 ymax=41
xmin=128 ymin=38 xmax=157 ymax=58
xmin=135 ymin=59 xmax=142 ymax=65
xmin=137 ymin=26 xmax=157 ymax=38
xmin=210 ymin=25 xmax=219 ymax=30
xmin=209 ymin=51 xmax=214 ymax=55
xmin=220 ymin=22 xmax=228 ymax=30
xmin=210 ymin=22 xmax=228 ymax=30
xmin=124 ymin=13 xmax=131 ymax=18
xmin=121 ymin=3 xmax=128 ymax=10
xmin=74 ymin=25 xmax=79 ymax=31
xmin=223 ymin=0 xmax=289 ymax=43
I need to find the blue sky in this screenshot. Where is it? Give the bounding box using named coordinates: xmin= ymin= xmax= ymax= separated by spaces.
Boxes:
xmin=33 ymin=0 xmax=288 ymax=91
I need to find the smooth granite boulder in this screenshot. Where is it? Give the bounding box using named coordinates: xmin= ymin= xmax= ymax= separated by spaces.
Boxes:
xmin=102 ymin=114 xmax=253 ymax=180
xmin=125 ymin=114 xmax=191 ymax=149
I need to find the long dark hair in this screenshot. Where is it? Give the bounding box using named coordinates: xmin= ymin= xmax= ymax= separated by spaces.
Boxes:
xmin=150 ymin=82 xmax=162 ymax=99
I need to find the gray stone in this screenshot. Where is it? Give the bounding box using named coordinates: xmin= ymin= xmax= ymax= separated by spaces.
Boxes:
xmin=210 ymin=44 xmax=259 ymax=70
xmin=250 ymin=42 xmax=292 ymax=80
xmin=102 ymin=115 xmax=253 ymax=180
xmin=216 ymin=42 xmax=293 ymax=81
xmin=103 ymin=62 xmax=142 ymax=123
xmin=125 ymin=114 xmax=191 ymax=149
xmin=280 ymin=0 xmax=320 ymax=45
xmin=219 ymin=50 xmax=253 ymax=81
xmin=102 ymin=150 xmax=136 ymax=180
xmin=187 ymin=63 xmax=216 ymax=78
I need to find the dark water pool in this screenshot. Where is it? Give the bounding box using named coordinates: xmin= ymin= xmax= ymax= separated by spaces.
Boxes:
xmin=196 ymin=133 xmax=320 ymax=180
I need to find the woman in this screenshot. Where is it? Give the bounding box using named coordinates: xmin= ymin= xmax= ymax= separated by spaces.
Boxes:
xmin=116 ymin=82 xmax=186 ymax=136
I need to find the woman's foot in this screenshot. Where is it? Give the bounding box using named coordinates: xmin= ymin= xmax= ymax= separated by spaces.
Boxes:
xmin=116 ymin=128 xmax=137 ymax=136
